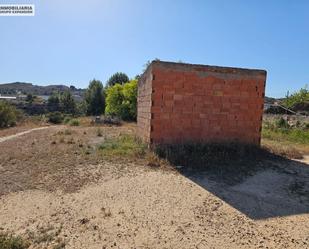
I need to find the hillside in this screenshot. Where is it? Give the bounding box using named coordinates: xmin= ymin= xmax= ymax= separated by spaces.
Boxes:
xmin=0 ymin=82 xmax=84 ymax=96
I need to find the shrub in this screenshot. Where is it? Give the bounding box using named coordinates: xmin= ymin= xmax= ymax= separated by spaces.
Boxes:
xmin=276 ymin=117 xmax=289 ymax=129
xmin=282 ymin=87 xmax=309 ymax=109
xmin=48 ymin=112 xmax=64 ymax=124
xmin=105 ymin=80 xmax=137 ymax=121
xmin=0 ymin=101 xmax=21 ymax=128
xmin=63 ymin=116 xmax=72 ymax=124
xmin=0 ymin=233 xmax=29 ymax=249
xmin=69 ymin=119 xmax=80 ymax=126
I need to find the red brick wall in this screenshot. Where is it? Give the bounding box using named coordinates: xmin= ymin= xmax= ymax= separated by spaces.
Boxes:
xmin=137 ymin=61 xmax=266 ymax=145
xmin=137 ymin=66 xmax=153 ymax=143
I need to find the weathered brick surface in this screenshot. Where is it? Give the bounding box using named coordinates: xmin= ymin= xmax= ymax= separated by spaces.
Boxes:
xmin=137 ymin=61 xmax=266 ymax=145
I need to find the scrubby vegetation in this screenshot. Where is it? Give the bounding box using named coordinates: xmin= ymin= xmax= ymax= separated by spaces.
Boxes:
xmin=99 ymin=134 xmax=146 ymax=157
xmin=47 ymin=91 xmax=76 ymax=114
xmin=48 ymin=112 xmax=64 ymax=124
xmin=0 ymin=233 xmax=29 ymax=249
xmin=262 ymin=115 xmax=309 ymax=158
xmin=281 ymin=86 xmax=309 ymax=113
xmin=0 ymin=101 xmax=22 ymax=128
xmin=263 ymin=117 xmax=309 ymax=144
xmin=69 ymin=119 xmax=80 ymax=126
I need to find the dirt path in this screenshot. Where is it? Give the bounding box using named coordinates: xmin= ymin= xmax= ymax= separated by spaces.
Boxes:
xmin=0 ymin=126 xmax=53 ymax=143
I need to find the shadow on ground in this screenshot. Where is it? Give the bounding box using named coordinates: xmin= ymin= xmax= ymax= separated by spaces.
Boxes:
xmin=156 ymin=143 xmax=309 ymax=220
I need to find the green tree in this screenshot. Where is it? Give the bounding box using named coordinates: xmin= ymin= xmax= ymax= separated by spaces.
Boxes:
xmin=85 ymin=79 xmax=105 ymax=115
xmin=106 ymin=72 xmax=129 ymax=87
xmin=60 ymin=91 xmax=76 ymax=114
xmin=283 ymin=86 xmax=309 ymax=109
xmin=122 ymin=80 xmax=137 ymax=120
xmin=105 ymin=84 xmax=124 ymax=117
xmin=105 ymin=80 xmax=137 ymax=120
xmin=47 ymin=93 xmax=60 ymax=112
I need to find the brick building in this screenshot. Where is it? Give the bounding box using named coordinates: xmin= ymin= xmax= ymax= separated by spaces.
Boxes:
xmin=137 ymin=61 xmax=266 ymax=145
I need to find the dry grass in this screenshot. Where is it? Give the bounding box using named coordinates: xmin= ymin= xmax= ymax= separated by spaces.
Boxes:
xmin=262 ymin=114 xmax=309 ymax=159
xmin=0 ymin=233 xmax=30 ymax=249
xmin=0 ymin=123 xmax=138 ymax=196
xmin=261 ymin=138 xmax=309 ymax=159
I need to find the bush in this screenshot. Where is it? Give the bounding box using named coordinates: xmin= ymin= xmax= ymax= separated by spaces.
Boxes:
xmin=0 ymin=233 xmax=29 ymax=249
xmin=0 ymin=101 xmax=21 ymax=128
xmin=63 ymin=116 xmax=72 ymax=124
xmin=283 ymin=87 xmax=309 ymax=108
xmin=105 ymin=80 xmax=137 ymax=121
xmin=48 ymin=112 xmax=64 ymax=124
xmin=69 ymin=119 xmax=80 ymax=126
xmin=276 ymin=117 xmax=289 ymax=129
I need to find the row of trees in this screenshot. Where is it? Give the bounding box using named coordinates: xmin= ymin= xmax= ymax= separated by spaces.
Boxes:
xmin=47 ymin=72 xmax=138 ymax=120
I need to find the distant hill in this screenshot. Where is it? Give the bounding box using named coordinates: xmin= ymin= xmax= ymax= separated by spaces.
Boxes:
xmin=0 ymin=82 xmax=85 ymax=96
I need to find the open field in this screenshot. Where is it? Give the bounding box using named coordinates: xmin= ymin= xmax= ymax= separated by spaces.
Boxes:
xmin=0 ymin=119 xmax=309 ymax=249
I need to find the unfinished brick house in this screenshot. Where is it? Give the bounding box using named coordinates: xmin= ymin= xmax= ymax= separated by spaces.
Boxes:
xmin=137 ymin=61 xmax=266 ymax=145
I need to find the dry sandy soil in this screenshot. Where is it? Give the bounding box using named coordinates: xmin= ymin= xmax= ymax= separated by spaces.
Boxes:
xmin=0 ymin=122 xmax=309 ymax=249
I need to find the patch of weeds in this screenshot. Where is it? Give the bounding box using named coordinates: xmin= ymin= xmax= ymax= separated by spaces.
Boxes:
xmin=145 ymin=152 xmax=165 ymax=168
xmin=262 ymin=118 xmax=309 ymax=145
xmin=63 ymin=116 xmax=71 ymax=124
xmin=262 ymin=139 xmax=304 ymax=159
xmin=99 ymin=134 xmax=147 ymax=158
xmin=33 ymin=233 xmax=54 ymax=244
xmin=56 ymin=129 xmax=72 ymax=136
xmin=78 ymin=218 xmax=90 ymax=225
xmin=67 ymin=137 xmax=75 ymax=144
xmin=0 ymin=232 xmax=30 ymax=249
xmin=64 ymin=129 xmax=72 ymax=135
xmin=53 ymin=240 xmax=66 ymax=249
xmin=83 ymin=149 xmax=91 ymax=155
xmin=33 ymin=225 xmax=55 ymax=244
xmin=69 ymin=119 xmax=80 ymax=126
xmin=96 ymin=128 xmax=103 ymax=137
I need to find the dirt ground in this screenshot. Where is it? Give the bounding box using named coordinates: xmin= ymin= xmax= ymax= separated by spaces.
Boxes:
xmin=0 ymin=122 xmax=309 ymax=249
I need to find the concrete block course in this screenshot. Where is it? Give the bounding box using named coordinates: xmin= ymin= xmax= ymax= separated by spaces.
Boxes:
xmin=137 ymin=61 xmax=266 ymax=145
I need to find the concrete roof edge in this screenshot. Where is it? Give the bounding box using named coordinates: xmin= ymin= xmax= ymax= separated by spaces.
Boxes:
xmin=150 ymin=60 xmax=267 ymax=76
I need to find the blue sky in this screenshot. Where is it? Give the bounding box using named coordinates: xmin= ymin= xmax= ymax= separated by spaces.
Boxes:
xmin=0 ymin=0 xmax=308 ymax=97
